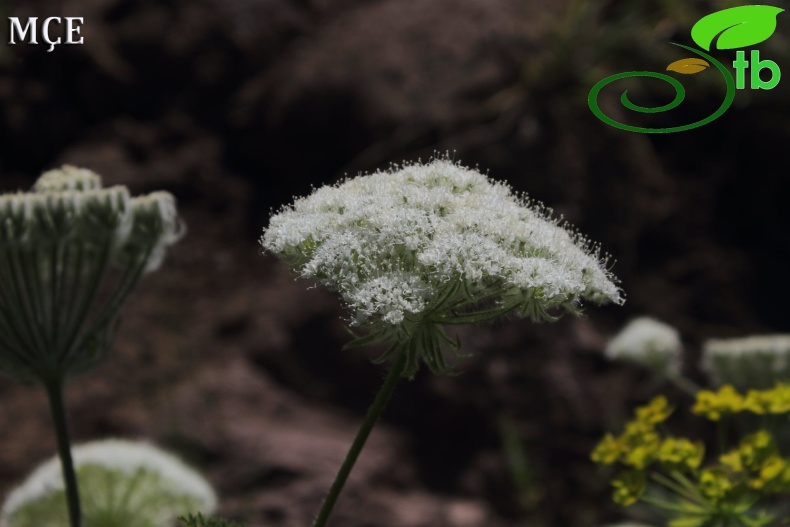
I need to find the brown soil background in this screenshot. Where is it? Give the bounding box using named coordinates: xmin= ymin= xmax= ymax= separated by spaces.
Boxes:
xmin=1 ymin=0 xmax=790 ymax=526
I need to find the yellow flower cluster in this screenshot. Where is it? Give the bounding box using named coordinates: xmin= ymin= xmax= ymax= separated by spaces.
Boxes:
xmin=691 ymin=385 xmax=744 ymax=420
xmin=698 ymin=468 xmax=732 ymax=502
xmin=719 ymin=430 xmax=790 ymax=492
xmin=657 ymin=438 xmax=705 ymax=471
xmin=594 ymin=386 xmax=790 ymax=522
xmin=611 ymin=470 xmax=646 ymax=507
xmin=591 ymin=396 xmax=706 ymax=506
xmin=743 ymin=384 xmax=790 ymax=414
xmin=592 ymin=396 xmax=671 ymax=469
xmin=593 ymin=396 xmax=703 ymax=472
xmin=692 ymin=383 xmax=790 ymax=420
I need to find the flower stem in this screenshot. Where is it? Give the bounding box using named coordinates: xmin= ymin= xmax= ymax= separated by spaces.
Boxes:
xmin=312 ymin=351 xmax=407 ymax=527
xmin=43 ymin=376 xmax=81 ymax=527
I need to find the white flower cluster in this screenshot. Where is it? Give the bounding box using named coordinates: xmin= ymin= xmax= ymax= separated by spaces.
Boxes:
xmin=702 ymin=334 xmax=790 ymax=390
xmin=0 ymin=166 xmax=183 ymax=381
xmin=1 ymin=166 xmax=182 ymax=272
xmin=1 ymin=439 xmax=216 ymax=527
xmin=605 ymin=317 xmax=682 ymax=378
xmin=262 ymin=159 xmax=623 ymax=374
xmin=263 ymin=159 xmax=622 ymax=324
xmin=33 ymin=166 xmax=102 ymax=192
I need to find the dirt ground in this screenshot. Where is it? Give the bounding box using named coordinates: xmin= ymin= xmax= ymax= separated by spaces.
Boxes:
xmin=1 ymin=0 xmax=789 ymax=526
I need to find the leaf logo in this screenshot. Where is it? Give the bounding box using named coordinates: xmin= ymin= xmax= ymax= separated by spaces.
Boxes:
xmin=589 ymin=5 xmax=783 ymax=133
xmin=666 ymin=58 xmax=710 ymax=74
xmin=691 ymin=5 xmax=784 ymax=51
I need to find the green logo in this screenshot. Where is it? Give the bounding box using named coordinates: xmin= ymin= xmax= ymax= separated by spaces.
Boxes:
xmin=588 ymin=5 xmax=784 ymax=133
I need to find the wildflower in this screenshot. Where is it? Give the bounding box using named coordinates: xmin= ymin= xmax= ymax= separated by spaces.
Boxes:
xmin=261 ymin=158 xmax=623 ymax=376
xmin=698 ymin=469 xmax=733 ymax=502
xmin=605 ymin=317 xmax=682 ymax=378
xmin=749 ymin=456 xmax=787 ymax=490
xmin=611 ymin=470 xmax=646 ymax=506
xmin=0 ymin=166 xmax=183 ymax=382
xmin=691 ymin=385 xmax=744 ymax=421
xmin=1 ymin=439 xmax=217 ymax=527
xmin=701 ymin=334 xmax=790 ymax=390
xmin=720 ymin=430 xmax=777 ymax=478
xmin=720 ymin=449 xmax=745 ymax=473
xmin=635 ymin=395 xmax=674 ymax=425
xmin=592 ymin=396 xmax=673 ymax=469
xmin=743 ymin=383 xmax=790 ymax=415
xmin=657 ymin=438 xmax=705 ymax=470
xmin=623 ymin=433 xmax=661 ymax=470
xmin=592 ymin=434 xmax=623 ymax=465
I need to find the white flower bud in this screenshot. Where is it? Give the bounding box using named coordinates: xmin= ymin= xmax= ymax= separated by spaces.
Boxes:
xmin=1 ymin=439 xmax=217 ymax=527
xmin=605 ymin=317 xmax=682 ymax=378
xmin=33 ymin=165 xmax=102 ymax=193
xmin=702 ymin=334 xmax=790 ymax=390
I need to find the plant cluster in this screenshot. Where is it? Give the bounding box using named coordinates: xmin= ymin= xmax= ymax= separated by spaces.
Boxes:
xmin=0 ymin=167 xmax=205 ymax=527
xmin=593 ymin=385 xmax=790 ymax=527
xmin=1 ymin=158 xmax=626 ymax=527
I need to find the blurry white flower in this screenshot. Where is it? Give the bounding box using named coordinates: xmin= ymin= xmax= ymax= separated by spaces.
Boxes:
xmin=605 ymin=317 xmax=682 ymax=378
xmin=33 ymin=166 xmax=102 ymax=192
xmin=702 ymin=334 xmax=790 ymax=390
xmin=1 ymin=439 xmax=216 ymax=527
xmin=0 ymin=166 xmax=184 ymax=382
xmin=262 ymin=158 xmax=623 ymax=376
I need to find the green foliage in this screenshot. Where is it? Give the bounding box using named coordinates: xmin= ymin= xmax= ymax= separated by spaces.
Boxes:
xmin=592 ymin=385 xmax=790 ymax=527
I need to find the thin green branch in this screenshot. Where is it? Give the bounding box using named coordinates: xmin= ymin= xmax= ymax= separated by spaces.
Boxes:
xmin=43 ymin=376 xmax=81 ymax=527
xmin=312 ymin=351 xmax=407 ymax=527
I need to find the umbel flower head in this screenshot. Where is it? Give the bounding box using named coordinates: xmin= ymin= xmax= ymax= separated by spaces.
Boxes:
xmin=262 ymin=158 xmax=623 ymax=376
xmin=702 ymin=334 xmax=790 ymax=390
xmin=1 ymin=439 xmax=217 ymax=527
xmin=605 ymin=317 xmax=682 ymax=378
xmin=0 ymin=166 xmax=183 ymax=383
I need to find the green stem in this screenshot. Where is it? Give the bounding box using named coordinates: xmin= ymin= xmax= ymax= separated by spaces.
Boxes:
xmin=312 ymin=351 xmax=407 ymax=527
xmin=43 ymin=376 xmax=81 ymax=527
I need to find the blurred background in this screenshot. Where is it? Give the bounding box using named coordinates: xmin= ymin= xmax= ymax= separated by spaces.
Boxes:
xmin=1 ymin=0 xmax=789 ymax=525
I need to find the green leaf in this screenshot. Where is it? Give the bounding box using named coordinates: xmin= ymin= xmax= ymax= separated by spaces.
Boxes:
xmin=691 ymin=5 xmax=784 ymax=51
